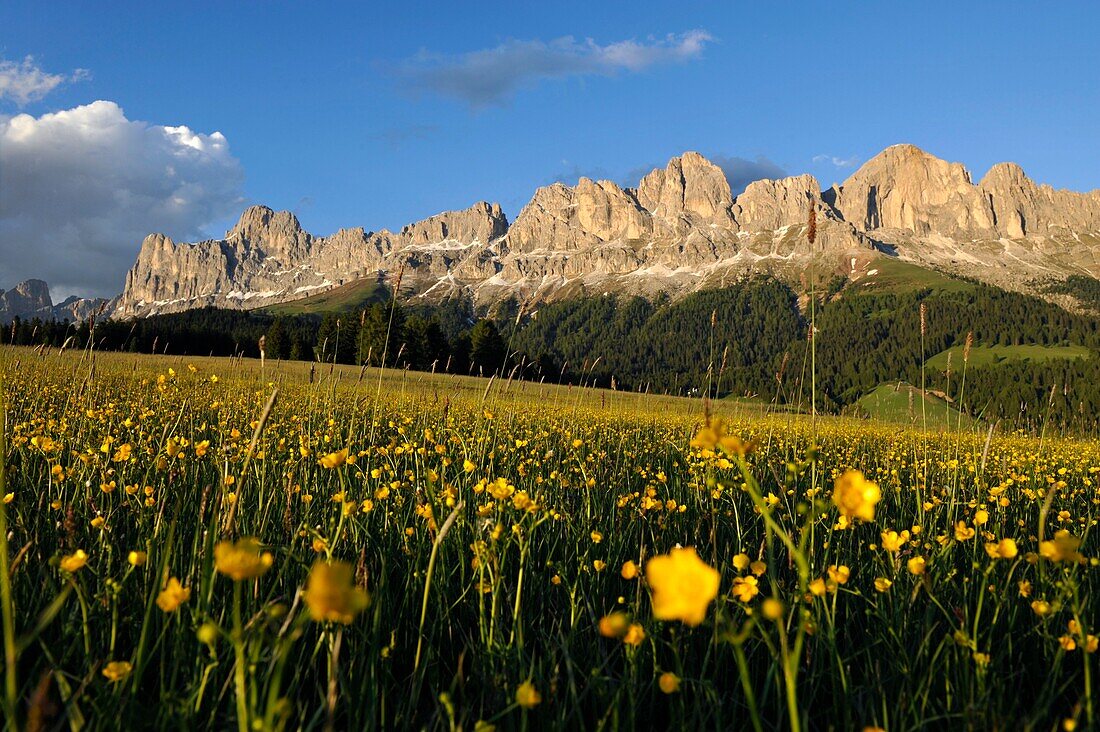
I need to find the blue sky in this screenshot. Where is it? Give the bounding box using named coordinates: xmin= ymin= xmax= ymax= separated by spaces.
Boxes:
xmin=2 ymin=0 xmax=1099 ymax=297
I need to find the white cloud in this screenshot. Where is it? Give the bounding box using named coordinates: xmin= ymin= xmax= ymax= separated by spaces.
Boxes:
xmin=813 ymin=154 xmax=860 ymax=168
xmin=398 ymin=31 xmax=713 ymax=107
xmin=0 ymin=100 xmax=244 ymax=298
xmin=0 ymin=55 xmax=89 ymax=106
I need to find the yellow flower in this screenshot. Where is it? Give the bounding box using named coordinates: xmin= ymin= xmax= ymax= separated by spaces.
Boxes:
xmin=749 ymin=560 xmax=767 ymax=577
xmin=592 ymin=560 xmax=607 ymax=572
xmin=463 ymin=459 xmax=476 ymax=473
xmin=954 ymin=522 xmax=976 ymax=541
xmin=732 ymin=553 xmax=751 ymax=572
xmin=599 ymin=612 xmax=630 ymax=638
xmin=809 ymin=577 xmax=827 ymax=596
xmin=907 ymin=556 xmax=926 ymax=575
xmin=102 ymin=661 xmax=132 ymax=682
xmin=1039 ymin=530 xmax=1085 ymax=563
xmin=620 ymin=561 xmax=639 ymax=580
xmin=197 ymin=622 xmax=219 ymax=645
xmin=156 ymin=577 xmax=191 ymax=612
xmin=874 ymin=577 xmax=892 ymax=593
xmin=645 ymin=548 xmax=720 ymax=626
xmin=318 ymin=448 xmax=349 ymax=469
xmin=761 ymin=598 xmax=784 ymax=620
xmin=828 ymin=565 xmax=851 ymax=585
xmin=658 ymin=672 xmax=681 ymax=694
xmin=880 ymin=530 xmax=910 ymax=553
xmin=1031 ymin=600 xmax=1051 ymax=616
xmin=1018 ymin=580 xmax=1032 ymax=597
xmin=832 ymin=470 xmax=881 ymax=523
xmin=984 ymin=538 xmax=1018 ymax=560
xmin=302 ymin=561 xmax=369 ymax=624
xmin=515 ymin=680 xmax=541 ymax=709
xmin=128 ymin=551 xmax=147 ymax=567
xmin=214 ymin=538 xmax=274 ymax=581
xmin=731 ymin=575 xmax=760 ymax=603
xmin=60 ymin=549 xmax=87 ymax=573
xmin=974 ymin=509 xmax=989 ymax=526
xmin=622 ymin=623 xmax=646 ymax=646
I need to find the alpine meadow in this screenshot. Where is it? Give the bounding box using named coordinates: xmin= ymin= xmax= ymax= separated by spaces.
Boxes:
xmin=3 ymin=2 xmax=1100 ymax=730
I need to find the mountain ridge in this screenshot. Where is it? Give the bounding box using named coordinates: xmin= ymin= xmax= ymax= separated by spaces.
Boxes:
xmin=12 ymin=143 xmax=1100 ymax=320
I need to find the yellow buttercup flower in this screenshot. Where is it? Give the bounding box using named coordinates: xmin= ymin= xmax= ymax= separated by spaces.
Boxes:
xmin=622 ymin=623 xmax=646 ymax=646
xmin=646 ymin=548 xmax=720 ymax=626
xmin=128 ymin=551 xmax=147 ymax=567
xmin=880 ymin=529 xmax=910 ymax=553
xmin=832 ymin=470 xmax=880 ymax=523
xmin=658 ymin=672 xmax=681 ymax=694
xmin=620 ymin=561 xmax=639 ymax=580
xmin=302 ymin=560 xmax=369 ymax=624
xmin=954 ymin=522 xmax=976 ymax=541
xmin=156 ymin=577 xmax=192 ymax=612
xmin=515 ymin=680 xmax=541 ymax=709
xmin=731 ymin=575 xmax=760 ymax=603
xmin=907 ymin=556 xmax=926 ymax=575
xmin=599 ymin=612 xmax=630 ymax=638
xmin=761 ymin=598 xmax=784 ymax=620
xmin=1039 ymin=530 xmax=1085 ymax=563
xmin=102 ymin=661 xmax=132 ymax=682
xmin=984 ymin=538 xmax=1018 ymax=560
xmin=60 ymin=549 xmax=88 ymax=574
xmin=214 ymin=538 xmax=274 ymax=581
xmin=318 ymin=448 xmax=349 ymax=469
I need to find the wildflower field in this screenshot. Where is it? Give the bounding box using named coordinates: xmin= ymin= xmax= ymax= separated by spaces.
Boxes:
xmin=0 ymin=346 xmax=1097 ymax=730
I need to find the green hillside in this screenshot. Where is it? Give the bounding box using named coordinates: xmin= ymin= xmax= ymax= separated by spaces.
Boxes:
xmin=262 ymin=279 xmax=386 ymax=315
xmin=925 ymin=343 xmax=1091 ymax=371
xmin=854 ymin=382 xmax=979 ymax=429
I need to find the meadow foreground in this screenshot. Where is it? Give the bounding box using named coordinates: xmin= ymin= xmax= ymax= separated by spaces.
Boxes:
xmin=0 ymin=347 xmax=1097 ymax=730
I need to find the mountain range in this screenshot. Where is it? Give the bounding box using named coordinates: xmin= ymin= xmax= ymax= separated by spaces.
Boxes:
xmin=5 ymin=143 xmax=1100 ymax=323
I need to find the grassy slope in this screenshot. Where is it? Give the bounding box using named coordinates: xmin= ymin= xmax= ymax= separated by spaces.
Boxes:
xmin=856 ymin=382 xmax=980 ymax=429
xmin=852 ymin=256 xmax=977 ymax=295
xmin=925 ymin=343 xmax=1091 ymax=371
xmin=260 ymin=279 xmax=385 ymax=315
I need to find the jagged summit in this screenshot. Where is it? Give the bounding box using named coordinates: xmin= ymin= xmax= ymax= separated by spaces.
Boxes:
xmin=110 ymin=145 xmax=1100 ymax=318
xmin=0 ymin=279 xmax=109 ymax=323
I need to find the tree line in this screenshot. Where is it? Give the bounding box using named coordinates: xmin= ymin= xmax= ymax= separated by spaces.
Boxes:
xmin=6 ymin=275 xmax=1100 ymax=432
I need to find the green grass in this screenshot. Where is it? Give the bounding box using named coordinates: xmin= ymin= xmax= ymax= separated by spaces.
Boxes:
xmin=855 ymin=381 xmax=979 ymax=428
xmin=0 ymin=346 xmax=1097 ymax=729
xmin=925 ymin=343 xmax=1092 ymax=371
xmin=854 ymin=256 xmax=976 ymax=294
xmin=260 ymin=278 xmax=386 ymax=315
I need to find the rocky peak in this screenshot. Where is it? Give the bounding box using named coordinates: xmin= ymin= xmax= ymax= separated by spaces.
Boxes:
xmin=834 ymin=144 xmax=994 ymax=236
xmin=224 ymin=205 xmax=311 ymax=261
xmin=0 ymin=279 xmax=52 ymax=314
xmin=397 ymin=201 xmax=509 ymax=246
xmin=732 ymin=174 xmax=822 ymax=231
xmin=0 ymin=279 xmax=109 ymax=323
xmin=978 ymin=161 xmax=1100 ymax=237
xmin=507 ymin=178 xmax=650 ymax=252
xmin=979 ymin=161 xmax=1030 ymax=189
xmin=637 ymin=152 xmax=734 ymax=226
xmin=227 ymin=205 xmax=304 ymax=240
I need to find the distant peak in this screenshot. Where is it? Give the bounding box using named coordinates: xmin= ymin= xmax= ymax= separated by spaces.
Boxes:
xmin=979 ymin=161 xmax=1030 ymax=188
xmin=229 ymin=205 xmax=303 ymax=239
